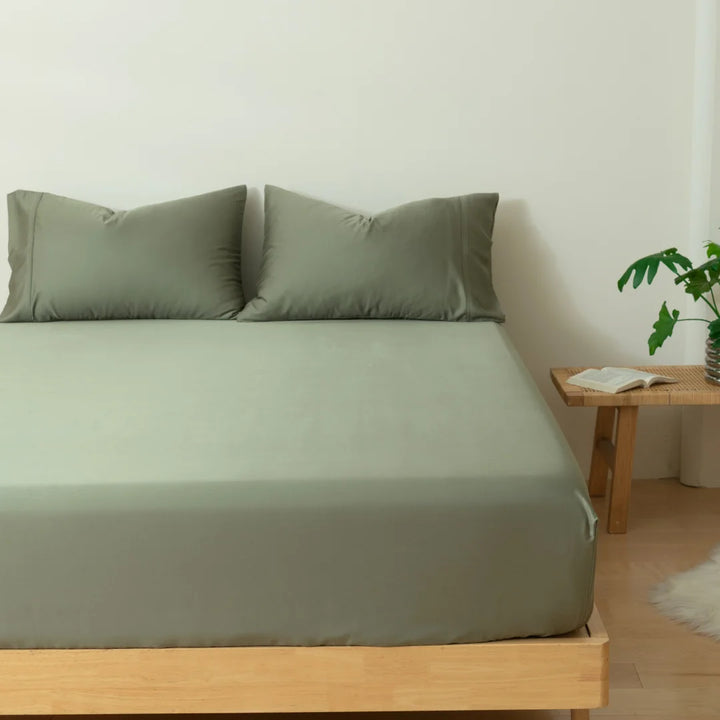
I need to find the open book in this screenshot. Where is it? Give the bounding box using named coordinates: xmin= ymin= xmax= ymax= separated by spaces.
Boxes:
xmin=567 ymin=367 xmax=678 ymax=394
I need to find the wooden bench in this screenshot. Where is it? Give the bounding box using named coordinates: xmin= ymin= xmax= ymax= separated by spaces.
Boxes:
xmin=551 ymin=365 xmax=720 ymax=533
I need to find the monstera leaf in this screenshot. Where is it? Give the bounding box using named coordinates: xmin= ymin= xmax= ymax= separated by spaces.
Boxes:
xmin=704 ymin=243 xmax=720 ymax=291
xmin=678 ymin=267 xmax=716 ymax=300
xmin=618 ymin=248 xmax=693 ymax=291
xmin=648 ymin=302 xmax=680 ymax=355
xmin=621 ymin=242 xmax=720 ymax=356
xmin=674 ymin=255 xmax=720 ymax=299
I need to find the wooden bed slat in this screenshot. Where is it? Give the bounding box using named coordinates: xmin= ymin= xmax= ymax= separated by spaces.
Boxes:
xmin=0 ymin=607 xmax=608 ymax=715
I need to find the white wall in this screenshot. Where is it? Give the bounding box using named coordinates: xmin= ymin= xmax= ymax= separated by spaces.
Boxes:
xmin=681 ymin=0 xmax=720 ymax=488
xmin=0 ymin=0 xmax=701 ymax=477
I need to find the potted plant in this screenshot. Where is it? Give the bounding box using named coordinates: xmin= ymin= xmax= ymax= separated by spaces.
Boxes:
xmin=618 ymin=243 xmax=720 ymax=383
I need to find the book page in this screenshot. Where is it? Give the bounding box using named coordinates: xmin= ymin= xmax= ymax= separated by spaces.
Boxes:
xmin=600 ymin=368 xmax=658 ymax=384
xmin=569 ymin=367 xmax=644 ymax=389
xmin=568 ymin=367 xmax=678 ymax=392
xmin=602 ymin=367 xmax=677 ymax=384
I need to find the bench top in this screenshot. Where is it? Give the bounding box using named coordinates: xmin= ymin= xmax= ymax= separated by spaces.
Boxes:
xmin=550 ymin=365 xmax=720 ymax=407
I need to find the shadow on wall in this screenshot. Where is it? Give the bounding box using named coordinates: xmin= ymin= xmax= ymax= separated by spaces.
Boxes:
xmin=492 ymin=198 xmax=619 ymax=370
xmin=241 ymin=186 xmax=265 ymax=300
xmin=492 ymin=199 xmax=680 ymax=478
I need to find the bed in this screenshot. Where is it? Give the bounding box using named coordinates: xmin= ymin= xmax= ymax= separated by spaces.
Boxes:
xmin=0 ymin=186 xmax=607 ymax=717
xmin=0 ymin=319 xmax=607 ymax=717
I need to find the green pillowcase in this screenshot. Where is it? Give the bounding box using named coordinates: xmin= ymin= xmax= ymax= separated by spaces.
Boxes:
xmin=0 ymin=187 xmax=246 ymax=321
xmin=239 ymin=186 xmax=504 ymax=322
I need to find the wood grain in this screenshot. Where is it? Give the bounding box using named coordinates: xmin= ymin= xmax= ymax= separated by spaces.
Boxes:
xmin=607 ymin=406 xmax=638 ymax=533
xmin=0 ymin=617 xmax=607 ymax=715
xmin=588 ymin=408 xmax=616 ymax=496
xmin=608 ymin=662 xmax=642 ymax=689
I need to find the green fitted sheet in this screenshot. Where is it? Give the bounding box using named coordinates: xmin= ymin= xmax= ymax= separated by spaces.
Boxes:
xmin=0 ymin=320 xmax=596 ymax=648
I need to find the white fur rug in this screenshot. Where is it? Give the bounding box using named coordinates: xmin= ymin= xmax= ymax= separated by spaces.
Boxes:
xmin=650 ymin=545 xmax=720 ymax=641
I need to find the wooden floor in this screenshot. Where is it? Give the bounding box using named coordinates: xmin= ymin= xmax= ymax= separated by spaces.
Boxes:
xmin=19 ymin=478 xmax=720 ymax=720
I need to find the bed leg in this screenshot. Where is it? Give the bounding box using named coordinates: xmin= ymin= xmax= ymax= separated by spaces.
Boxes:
xmin=570 ymin=710 xmax=590 ymax=720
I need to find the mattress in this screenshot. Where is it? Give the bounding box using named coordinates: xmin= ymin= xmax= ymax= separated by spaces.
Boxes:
xmin=0 ymin=320 xmax=596 ymax=648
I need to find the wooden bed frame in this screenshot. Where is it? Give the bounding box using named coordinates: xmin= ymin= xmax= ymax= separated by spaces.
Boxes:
xmin=0 ymin=606 xmax=608 ymax=718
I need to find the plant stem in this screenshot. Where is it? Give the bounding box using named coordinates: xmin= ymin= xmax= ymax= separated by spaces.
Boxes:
xmin=676 ymin=317 xmax=711 ymax=323
xmin=696 ymin=292 xmax=719 ymax=316
xmin=711 ymin=286 xmax=720 ymax=316
xmin=670 ymin=266 xmax=720 ymax=317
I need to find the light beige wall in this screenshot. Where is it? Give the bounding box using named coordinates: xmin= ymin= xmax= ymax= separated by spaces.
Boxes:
xmin=0 ymin=0 xmax=700 ymax=477
xmin=680 ymin=0 xmax=720 ymax=488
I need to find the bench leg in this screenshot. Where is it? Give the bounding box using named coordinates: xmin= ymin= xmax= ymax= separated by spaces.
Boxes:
xmin=607 ymin=405 xmax=639 ymax=533
xmin=588 ymin=407 xmax=616 ymax=496
xmin=571 ymin=710 xmax=590 ymax=720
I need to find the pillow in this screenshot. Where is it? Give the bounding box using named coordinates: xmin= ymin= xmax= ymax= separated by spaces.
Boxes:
xmin=239 ymin=185 xmax=504 ymax=322
xmin=0 ymin=186 xmax=246 ymax=321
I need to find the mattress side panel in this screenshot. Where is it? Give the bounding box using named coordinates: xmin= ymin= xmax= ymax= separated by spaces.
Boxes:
xmin=0 ymin=477 xmax=595 ymax=648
